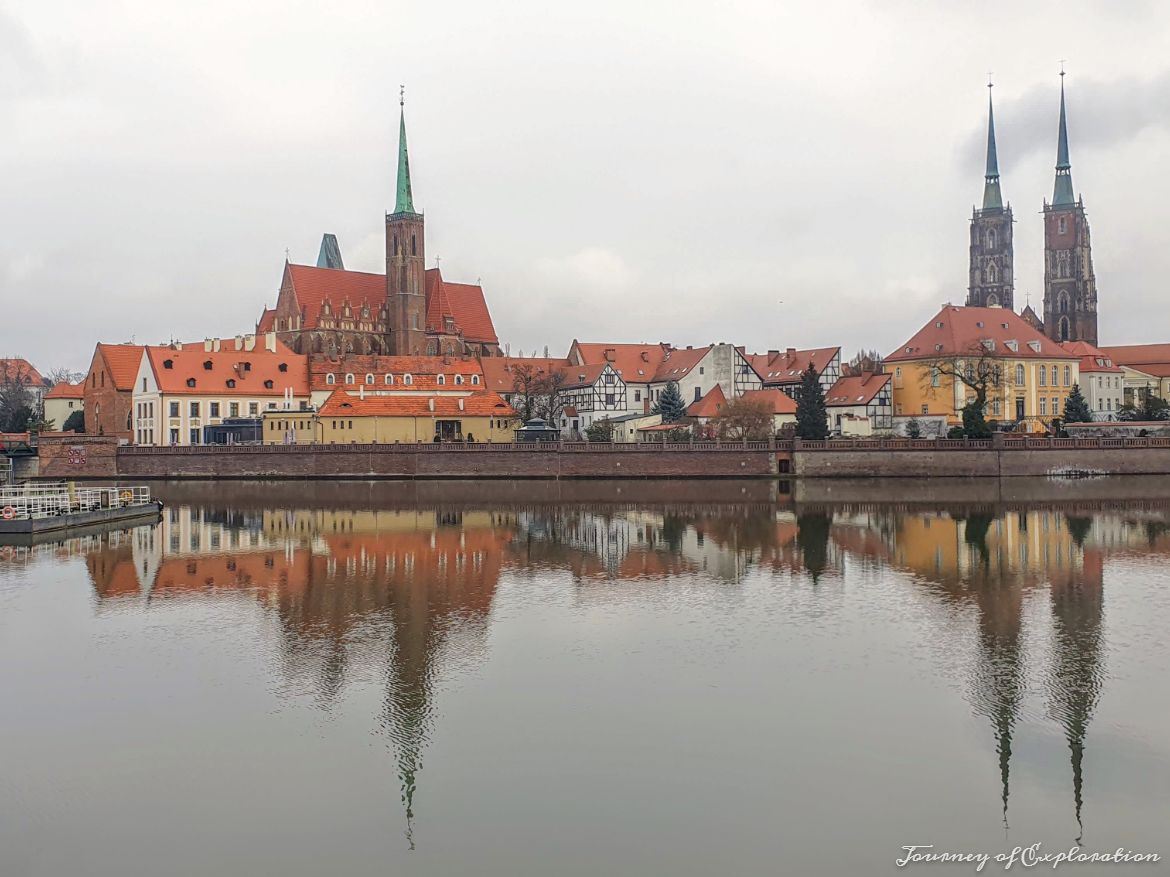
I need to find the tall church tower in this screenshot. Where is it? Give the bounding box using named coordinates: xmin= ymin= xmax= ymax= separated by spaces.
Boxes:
xmin=967 ymin=82 xmax=1014 ymax=309
xmin=386 ymin=90 xmax=427 ymax=356
xmin=1042 ymin=74 xmax=1099 ymax=344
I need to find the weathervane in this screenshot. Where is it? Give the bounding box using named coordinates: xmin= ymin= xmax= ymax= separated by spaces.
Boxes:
xmin=399 ymin=84 xmax=405 ymax=107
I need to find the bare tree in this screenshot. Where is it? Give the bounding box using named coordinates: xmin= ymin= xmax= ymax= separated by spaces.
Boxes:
xmin=714 ymin=396 xmax=774 ymax=440
xmin=0 ymin=372 xmax=37 ymax=432
xmin=923 ymin=343 xmax=1008 ymax=436
xmin=510 ymin=362 xmax=542 ymax=422
xmin=847 ymin=348 xmax=884 ymax=376
xmin=44 ymin=367 xmax=84 ymax=387
xmin=535 ymin=369 xmax=569 ymax=424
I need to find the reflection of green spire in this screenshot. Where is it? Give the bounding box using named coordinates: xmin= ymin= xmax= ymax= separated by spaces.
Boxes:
xmin=394 ymin=89 xmax=416 ymax=215
xmin=1052 ymin=74 xmax=1076 ymax=207
xmin=982 ymin=85 xmax=1004 ymax=211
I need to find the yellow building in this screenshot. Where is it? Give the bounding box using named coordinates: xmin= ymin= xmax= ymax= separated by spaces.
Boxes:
xmin=886 ymin=305 xmax=1080 ymax=429
xmin=43 ymin=382 xmax=85 ymax=431
xmin=264 ymin=387 xmax=517 ymax=444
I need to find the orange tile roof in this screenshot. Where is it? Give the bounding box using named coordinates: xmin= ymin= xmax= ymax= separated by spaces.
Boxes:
xmin=255 ymin=307 xmax=277 ymax=333
xmin=746 ymin=347 xmax=841 ymax=383
xmin=318 ymin=388 xmax=515 ymax=418
xmin=1099 ymin=343 xmax=1170 ymax=377
xmin=442 ymin=279 xmax=498 ymax=344
xmin=309 ymin=354 xmax=483 ymax=392
xmin=286 ymin=264 xmax=384 ymax=328
xmin=686 ymin=384 xmax=727 ymax=418
xmin=44 ymin=381 xmax=85 ymax=400
xmin=886 ymin=306 xmax=1071 ymax=362
xmin=146 ymin=342 xmax=309 ymax=396
xmin=652 ymin=345 xmax=711 ymax=381
xmin=479 ymin=357 xmax=574 ymax=394
xmin=824 ymin=372 xmax=890 ymax=406
xmin=0 ymin=358 xmax=46 ymax=387
xmin=1061 ymin=341 xmax=1124 ymax=374
xmin=95 ymin=343 xmax=147 ymax=390
xmin=570 ymin=342 xmax=672 ymax=381
xmin=739 ymin=388 xmax=798 ymax=415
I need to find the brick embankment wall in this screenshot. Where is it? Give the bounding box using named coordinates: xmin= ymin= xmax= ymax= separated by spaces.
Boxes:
xmin=109 ymin=445 xmax=779 ymax=481
xmin=37 ymin=436 xmax=120 ymax=479
xmin=792 ymin=445 xmax=1170 ymax=478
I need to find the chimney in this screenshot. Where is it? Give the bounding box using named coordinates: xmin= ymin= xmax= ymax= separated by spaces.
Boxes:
xmin=203 ymin=339 xmax=213 ymax=353
xmin=265 ymin=331 xmax=277 ymax=352
xmin=234 ymin=335 xmax=244 ymax=351
xmin=640 ymin=351 xmax=649 ymax=362
xmin=786 ymin=348 xmax=796 ymax=356
xmin=243 ymin=334 xmax=256 ymax=352
xmin=686 ymin=345 xmax=692 ymax=350
xmin=767 ymin=349 xmax=779 ymax=358
xmin=428 ymin=398 xmax=435 ymax=412
xmin=458 ymin=398 xmax=465 ymax=411
xmin=213 ymin=338 xmax=221 ymax=353
xmin=604 ymin=348 xmax=615 ymax=362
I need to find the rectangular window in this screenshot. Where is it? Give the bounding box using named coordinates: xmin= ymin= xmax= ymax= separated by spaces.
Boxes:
xmin=921 ymin=404 xmax=928 ymax=415
xmin=189 ymin=428 xmax=199 ymax=445
xmin=1040 ymin=398 xmax=1047 ymax=416
xmin=249 ymin=402 xmax=258 ymax=415
xmin=210 ymin=402 xmax=220 ymax=417
xmin=168 ymin=401 xmax=179 ymax=417
xmin=142 ymin=378 xmax=146 ymax=392
xmin=694 ymin=387 xmax=702 ymax=402
xmin=1039 ymin=368 xmax=1046 ymax=387
xmin=634 ymin=390 xmax=641 ymax=402
xmin=190 ymin=401 xmax=200 ymax=417
xmin=699 ymin=367 xmax=704 ymax=375
xmin=605 ymin=393 xmax=615 ymax=405
xmin=229 ymin=402 xmax=239 ymax=417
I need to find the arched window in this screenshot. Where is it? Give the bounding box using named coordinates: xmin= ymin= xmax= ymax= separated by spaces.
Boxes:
xmin=964 ymin=363 xmax=974 ymax=383
xmin=986 ymin=293 xmax=999 ymax=307
xmin=471 ymin=375 xmax=480 ymax=385
xmin=1039 ymin=367 xmax=1047 ymax=387
xmin=986 ymin=263 xmax=996 ymax=283
xmin=930 ymin=367 xmax=940 ymax=388
xmin=454 ymin=374 xmax=464 ymax=385
xmin=1016 ymin=364 xmax=1025 ymax=385
xmin=437 ymin=374 xmax=445 ymax=385
xmin=365 ymin=374 xmax=374 ymax=385
xmin=1063 ymin=366 xmax=1071 ymax=387
xmin=987 ymin=229 xmax=996 ymax=249
xmin=411 ymin=235 xmax=416 ymax=256
xmin=403 ymin=374 xmax=413 ymax=385
xmin=393 ymin=236 xmax=398 ymax=256
xmin=1059 ymin=317 xmax=1070 ymax=342
xmin=345 ymin=373 xmax=355 ymax=384
xmin=325 ymin=374 xmax=336 ymax=385
xmin=1050 ymin=366 xmax=1058 ymax=386
xmin=384 ymin=374 xmax=394 ymax=385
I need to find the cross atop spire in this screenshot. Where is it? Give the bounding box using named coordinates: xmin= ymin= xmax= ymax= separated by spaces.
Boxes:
xmin=1052 ymin=67 xmax=1076 ymax=207
xmin=982 ymin=77 xmax=1003 ymax=210
xmin=394 ymin=85 xmax=416 ymax=215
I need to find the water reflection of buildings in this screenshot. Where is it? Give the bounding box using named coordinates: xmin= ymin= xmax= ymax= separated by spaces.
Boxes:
xmin=62 ymin=498 xmax=1170 ymax=842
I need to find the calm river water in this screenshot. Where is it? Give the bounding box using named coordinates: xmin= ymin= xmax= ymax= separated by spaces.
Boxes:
xmin=2 ymin=478 xmax=1168 ymax=876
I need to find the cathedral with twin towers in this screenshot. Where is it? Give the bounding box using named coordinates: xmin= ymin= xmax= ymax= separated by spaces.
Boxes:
xmin=966 ymin=73 xmax=1100 ymax=345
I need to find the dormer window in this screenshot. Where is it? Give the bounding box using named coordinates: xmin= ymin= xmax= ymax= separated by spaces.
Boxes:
xmin=454 ymin=374 xmax=464 ymax=385
xmin=163 ymin=359 xmax=173 ymax=369
xmin=203 ymin=360 xmax=213 ymax=370
xmin=1005 ymin=340 xmax=1018 ymax=352
xmin=384 ymin=374 xmax=394 ymax=384
xmin=263 ymin=380 xmax=274 ymax=389
xmin=186 ymin=378 xmax=196 ymax=388
xmin=345 ymin=373 xmax=355 ymax=384
xmin=1027 ymin=340 xmax=1042 ymax=353
xmin=403 ymin=374 xmax=413 ymax=385
xmin=278 ymin=363 xmax=288 ymax=372
xmin=226 ymin=379 xmax=236 ymax=388
xmin=365 ymin=373 xmax=374 ymax=385
xmin=243 ymin=362 xmax=251 ymax=371
xmin=981 ymin=339 xmax=995 ymax=352
xmin=437 ymin=374 xmax=445 ymax=385
xmin=471 ymin=375 xmax=480 ymax=385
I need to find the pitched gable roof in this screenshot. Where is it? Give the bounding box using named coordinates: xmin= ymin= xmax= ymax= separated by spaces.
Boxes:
xmin=145 ymin=342 xmax=308 ymax=396
xmin=318 ymin=387 xmax=515 ymax=418
xmin=286 ymin=263 xmax=384 ymax=328
xmin=570 ymin=342 xmax=672 ymax=381
xmin=824 ymin=373 xmax=891 ymax=407
xmin=479 ymin=357 xmax=574 ymax=395
xmin=739 ymin=388 xmax=798 ymax=415
xmin=652 ymin=346 xmax=711 ymax=382
xmin=45 ymin=382 xmax=85 ymax=400
xmin=96 ymin=344 xmax=147 ymax=390
xmin=747 ymin=347 xmax=841 ymax=383
xmin=0 ymin=358 xmax=46 ymax=387
xmin=886 ymin=306 xmax=1070 ymax=362
xmin=1099 ymin=343 xmax=1170 ymax=377
xmin=686 ymin=384 xmax=727 ymax=418
xmin=1062 ymin=341 xmax=1124 ymax=374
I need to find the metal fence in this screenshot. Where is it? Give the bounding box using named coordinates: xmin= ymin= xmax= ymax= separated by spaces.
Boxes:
xmin=0 ymin=485 xmax=152 ymax=521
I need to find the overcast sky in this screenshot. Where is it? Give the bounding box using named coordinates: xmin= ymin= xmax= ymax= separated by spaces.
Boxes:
xmin=3 ymin=1 xmax=1169 ymax=373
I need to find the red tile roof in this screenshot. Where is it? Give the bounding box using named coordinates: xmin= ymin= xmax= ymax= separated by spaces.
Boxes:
xmin=746 ymin=347 xmax=841 ymax=383
xmin=95 ymin=344 xmax=147 ymax=390
xmin=739 ymin=388 xmax=798 ymax=415
xmin=570 ymin=342 xmax=672 ymax=381
xmin=686 ymin=384 xmax=727 ymax=418
xmin=886 ymin=306 xmax=1071 ymax=362
xmin=652 ymin=346 xmax=711 ymax=382
xmin=1099 ymin=343 xmax=1170 ymax=377
xmin=309 ymin=354 xmax=483 ymax=392
xmin=0 ymin=358 xmax=46 ymax=387
xmin=479 ymin=357 xmax=573 ymax=394
xmin=286 ymin=264 xmax=384 ymax=328
xmin=256 ymin=307 xmax=277 ymax=333
xmin=1061 ymin=341 xmax=1124 ymax=374
xmin=318 ymin=388 xmax=515 ymax=418
xmin=145 ymin=342 xmax=309 ymax=396
xmin=45 ymin=382 xmax=85 ymax=400
xmin=824 ymin=373 xmax=890 ymax=406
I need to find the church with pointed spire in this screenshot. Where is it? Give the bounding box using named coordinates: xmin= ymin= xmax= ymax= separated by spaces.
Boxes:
xmin=256 ymin=92 xmax=502 ymax=358
xmin=967 ymin=82 xmax=1015 ymax=310
xmin=1041 ymin=74 xmax=1099 ymax=345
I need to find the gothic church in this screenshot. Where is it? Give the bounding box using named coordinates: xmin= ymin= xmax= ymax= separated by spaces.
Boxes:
xmin=257 ymin=96 xmax=501 ymax=358
xmin=966 ymin=75 xmax=1099 ymax=345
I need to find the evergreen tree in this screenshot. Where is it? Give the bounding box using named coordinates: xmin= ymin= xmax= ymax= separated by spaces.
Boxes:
xmin=794 ymin=366 xmax=828 ymax=439
xmin=1063 ymin=383 xmax=1093 ymax=423
xmin=652 ymin=381 xmax=686 ymax=423
xmin=905 ymin=417 xmax=922 ymax=439
xmin=961 ymin=399 xmax=992 ymax=438
xmin=62 ymin=410 xmax=85 ymax=433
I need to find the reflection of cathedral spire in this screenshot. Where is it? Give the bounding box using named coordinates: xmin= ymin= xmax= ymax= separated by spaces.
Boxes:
xmin=1046 ymin=555 xmax=1104 ymax=843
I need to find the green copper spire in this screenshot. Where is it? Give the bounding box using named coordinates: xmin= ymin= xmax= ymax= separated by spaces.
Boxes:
xmin=982 ymin=81 xmax=1004 ymax=210
xmin=394 ymin=86 xmax=416 ymax=215
xmin=1052 ymin=71 xmax=1075 ymax=207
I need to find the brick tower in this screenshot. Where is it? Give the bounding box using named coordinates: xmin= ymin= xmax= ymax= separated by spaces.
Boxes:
xmin=386 ymin=90 xmax=427 ymax=356
xmin=967 ymin=81 xmax=1014 ymax=309
xmin=1042 ymin=73 xmax=1098 ymax=344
